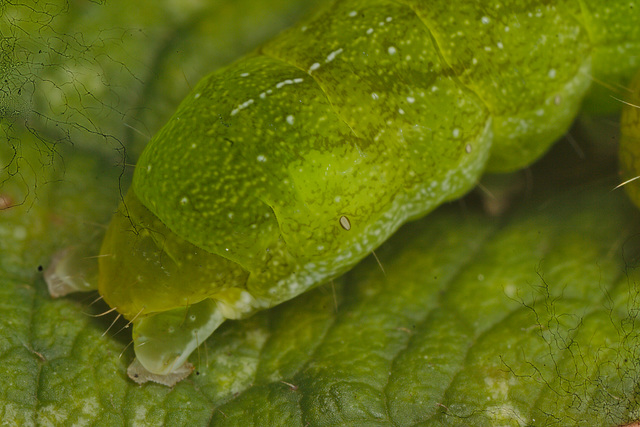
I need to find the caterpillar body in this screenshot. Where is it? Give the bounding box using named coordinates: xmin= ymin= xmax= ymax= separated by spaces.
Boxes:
xmin=621 ymin=72 xmax=640 ymax=208
xmin=46 ymin=0 xmax=640 ymax=385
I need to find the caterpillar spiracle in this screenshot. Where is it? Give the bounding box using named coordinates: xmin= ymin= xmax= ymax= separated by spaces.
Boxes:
xmin=45 ymin=0 xmax=640 ymax=385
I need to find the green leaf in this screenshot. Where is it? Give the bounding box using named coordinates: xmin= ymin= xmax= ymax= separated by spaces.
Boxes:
xmin=2 ymin=1 xmax=640 ymax=425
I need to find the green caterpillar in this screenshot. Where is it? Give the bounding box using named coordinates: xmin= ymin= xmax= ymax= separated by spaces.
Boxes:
xmin=621 ymin=72 xmax=640 ymax=208
xmin=46 ymin=0 xmax=640 ymax=385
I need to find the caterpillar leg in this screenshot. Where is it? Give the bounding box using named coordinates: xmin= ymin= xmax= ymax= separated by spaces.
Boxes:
xmin=128 ymin=289 xmax=257 ymax=386
xmin=128 ymin=298 xmax=224 ymax=385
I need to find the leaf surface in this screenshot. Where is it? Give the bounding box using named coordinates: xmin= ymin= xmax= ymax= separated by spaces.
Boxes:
xmin=1 ymin=1 xmax=640 ymax=426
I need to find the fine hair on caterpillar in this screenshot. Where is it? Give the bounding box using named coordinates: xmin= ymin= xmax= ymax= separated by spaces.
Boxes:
xmin=44 ymin=0 xmax=640 ymax=386
xmin=620 ymin=68 xmax=640 ymax=205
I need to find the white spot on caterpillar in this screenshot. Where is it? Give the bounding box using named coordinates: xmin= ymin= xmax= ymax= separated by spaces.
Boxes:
xmin=496 ymin=41 xmax=504 ymax=49
xmin=386 ymin=16 xmax=392 ymax=22
xmin=406 ymin=96 xmax=415 ymax=103
xmin=366 ymin=28 xmax=374 ymax=35
xmin=317 ymin=245 xmax=325 ymax=251
xmin=231 ymin=99 xmax=254 ymax=116
xmin=257 ymin=155 xmax=267 ymax=162
xmin=554 ymin=94 xmax=562 ymax=105
xmin=191 ymin=143 xmax=197 ymax=149
xmin=293 ymin=78 xmax=304 ymax=83
xmin=180 ymin=197 xmax=188 ymax=205
xmin=240 ymin=72 xmax=250 ymax=77
xmin=348 ymin=10 xmax=357 ymax=17
xmin=481 ymin=16 xmax=490 ymax=24
xmin=301 ymin=26 xmax=307 ymax=32
xmin=371 ymin=92 xmax=379 ymax=100
xmin=339 ymin=216 xmax=351 ymax=231
xmin=13 ymin=226 xmax=26 ymax=240
xmin=334 ymin=196 xmax=341 ymax=203
xmin=465 ymin=144 xmax=472 ymax=153
xmin=548 ymin=68 xmax=557 ymax=79
xmin=146 ymin=165 xmax=152 ymax=172
xmin=286 ymin=115 xmax=295 ymax=125
xmin=309 ymin=62 xmax=321 ymax=73
xmin=388 ymin=46 xmax=397 ymax=55
xmin=259 ymin=92 xmax=267 ymax=99
xmin=452 ymin=128 xmax=460 ymax=138
xmin=326 ymin=48 xmax=343 ymax=63
xmin=228 ymin=212 xmax=234 ymax=219
xmin=194 ymin=93 xmax=201 ymax=99
xmin=276 ymin=79 xmax=294 ymax=89
xmin=398 ymin=108 xmax=405 ymax=115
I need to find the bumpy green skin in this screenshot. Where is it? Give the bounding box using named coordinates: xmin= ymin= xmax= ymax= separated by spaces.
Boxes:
xmin=621 ymin=71 xmax=640 ymax=209
xmin=97 ymin=0 xmax=640 ymax=377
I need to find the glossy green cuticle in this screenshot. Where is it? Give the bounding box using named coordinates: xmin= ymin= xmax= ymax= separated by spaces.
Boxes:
xmin=64 ymin=0 xmax=640 ymax=381
xmin=620 ymin=70 xmax=640 ymax=209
